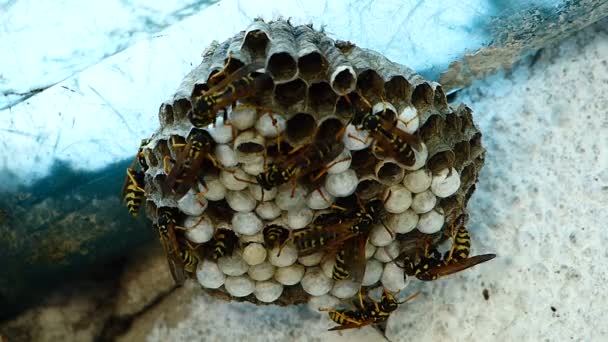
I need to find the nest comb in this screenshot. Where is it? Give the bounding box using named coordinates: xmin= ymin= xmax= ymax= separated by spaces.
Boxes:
xmin=135 ymin=19 xmax=486 ymax=307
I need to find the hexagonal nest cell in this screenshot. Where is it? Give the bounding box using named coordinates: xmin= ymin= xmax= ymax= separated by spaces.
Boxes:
xmin=123 ymin=19 xmax=492 ymax=316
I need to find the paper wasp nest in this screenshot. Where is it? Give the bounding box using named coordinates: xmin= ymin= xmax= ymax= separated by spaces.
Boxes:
xmin=135 ymin=19 xmax=485 ymax=307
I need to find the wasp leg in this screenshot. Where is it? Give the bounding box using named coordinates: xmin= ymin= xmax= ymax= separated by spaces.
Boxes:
xmin=126 ymin=169 xmax=145 ymax=193
xmin=163 ymin=155 xmax=175 ymax=174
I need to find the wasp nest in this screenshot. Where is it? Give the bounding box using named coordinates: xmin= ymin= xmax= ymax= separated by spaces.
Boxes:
xmin=125 ymin=19 xmax=489 ymax=312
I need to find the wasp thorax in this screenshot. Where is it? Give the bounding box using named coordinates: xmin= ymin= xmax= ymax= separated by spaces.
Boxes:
xmin=131 ymin=18 xmax=487 ymax=315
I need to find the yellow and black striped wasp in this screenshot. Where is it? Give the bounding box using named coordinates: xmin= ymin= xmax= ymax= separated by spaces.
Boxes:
xmin=210 ymin=228 xmax=239 ymax=259
xmin=121 ymin=138 xmax=149 ymax=217
xmin=402 ymin=215 xmax=496 ymax=281
xmin=189 ymin=61 xmax=272 ymax=128
xmin=263 ymin=224 xmax=290 ymax=250
xmin=163 ymin=128 xmax=217 ymax=198
xmin=155 ymin=206 xmax=189 ymax=285
xmin=319 ymin=288 xmax=420 ymax=331
xmin=347 ymin=92 xmax=423 ymax=167
xmin=294 ymin=198 xmax=386 ymax=284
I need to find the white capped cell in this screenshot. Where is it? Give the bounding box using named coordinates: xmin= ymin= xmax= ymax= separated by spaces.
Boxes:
xmin=417 ymin=209 xmax=445 ymax=234
xmin=240 ymin=232 xmax=264 ymax=244
xmin=381 ymin=262 xmax=407 ymax=293
xmin=275 ymin=184 xmax=308 ymax=211
xmin=224 ymin=276 xmax=255 ymax=297
xmin=370 ymin=224 xmax=395 ymax=247
xmin=321 ymin=257 xmax=336 ymax=279
xmin=325 ymin=169 xmax=358 ymax=197
xmin=218 ymin=253 xmax=248 ymax=276
xmin=242 ymin=158 xmax=265 ymax=176
xmin=177 ymin=189 xmax=207 ymax=216
xmin=331 ymin=280 xmax=359 ymax=299
xmin=343 ymin=124 xmax=371 ymax=151
xmin=254 ymin=281 xmax=283 ymax=303
xmin=219 ymin=168 xmax=252 ymax=191
xmin=382 ymin=185 xmax=412 ymax=214
xmin=327 ymin=149 xmax=352 ymax=174
xmin=230 ymin=105 xmax=258 ymax=130
xmin=411 ymin=190 xmax=437 ymax=214
xmin=183 ymin=215 xmax=214 ymax=243
xmin=274 ymin=264 xmax=305 ymax=285
xmin=388 ymin=209 xmax=419 ymax=234
xmin=201 ymin=177 xmax=226 ymax=201
xmin=365 ymin=240 xmax=376 ymax=259
xmin=431 ymin=168 xmax=461 ymax=198
xmin=403 ymin=169 xmax=432 ymax=194
xmin=298 ymin=252 xmax=323 ymax=267
xmin=242 ymin=243 xmax=267 ymax=266
xmin=287 ymin=208 xmax=314 ymax=229
xmin=402 ymin=143 xmax=428 ymax=171
xmin=196 ymin=260 xmax=225 ymax=289
xmin=301 ymin=267 xmax=334 ymax=296
xmin=256 ymin=112 xmax=286 ymax=138
xmin=268 ymin=244 xmax=298 ymax=267
xmin=396 ymin=106 xmax=419 ymax=134
xmin=215 ymin=144 xmax=238 ymax=168
xmin=308 ymin=294 xmax=341 ymax=312
xmin=248 ymin=262 xmax=276 ymax=281
xmin=255 ymin=201 xmax=282 ymax=220
xmin=234 ymin=130 xmax=265 ymax=164
xmin=306 ymin=187 xmax=335 ymax=210
xmin=362 ymin=259 xmax=383 ymax=286
xmin=249 ymin=184 xmax=277 ymax=202
xmin=208 ymin=119 xmax=234 ymax=144
xmin=232 ymin=212 xmax=263 ymax=235
xmin=374 ymin=241 xmax=400 ymax=263
xmin=226 ymin=190 xmax=257 ymax=212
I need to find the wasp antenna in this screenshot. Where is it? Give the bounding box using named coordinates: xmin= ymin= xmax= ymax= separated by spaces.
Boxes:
xmin=398 ymin=291 xmax=421 ymax=304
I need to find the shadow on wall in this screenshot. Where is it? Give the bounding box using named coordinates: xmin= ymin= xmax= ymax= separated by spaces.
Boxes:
xmin=0 ymin=159 xmax=154 ymax=321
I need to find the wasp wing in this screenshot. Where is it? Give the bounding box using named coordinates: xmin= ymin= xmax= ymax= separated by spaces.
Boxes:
xmin=433 ymin=253 xmax=496 ymax=278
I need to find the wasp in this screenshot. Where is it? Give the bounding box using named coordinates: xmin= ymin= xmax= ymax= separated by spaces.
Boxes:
xmin=263 ymin=224 xmax=290 ymax=250
xmin=294 ymin=199 xmax=386 ymax=284
xmin=256 ymin=130 xmax=347 ymax=191
xmin=319 ymin=288 xmax=420 ymax=331
xmin=347 ymin=92 xmax=422 ymax=167
xmin=163 ymin=128 xmax=217 ymax=197
xmin=210 ymin=228 xmax=239 ymax=259
xmin=179 ymin=240 xmax=201 ymax=274
xmin=189 ymin=61 xmax=272 ymax=128
xmin=155 ymin=206 xmax=188 ymax=285
xmin=121 ymin=138 xmax=150 ymax=217
xmin=402 ymin=215 xmax=496 ymax=281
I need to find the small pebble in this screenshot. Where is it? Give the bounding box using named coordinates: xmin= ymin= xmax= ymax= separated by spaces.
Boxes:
xmin=268 ymin=244 xmax=298 ymax=267
xmin=362 ymin=259 xmax=383 ymax=286
xmin=411 ymin=190 xmax=437 ymax=214
xmin=325 ymin=169 xmax=358 ymax=197
xmin=331 ymin=280 xmax=359 ymax=299
xmin=226 ymin=190 xmax=256 ymax=212
xmin=196 ymin=260 xmax=225 ymax=289
xmin=224 ymin=276 xmax=255 ymax=297
xmin=254 ymin=281 xmax=283 ymax=303
xmin=218 ymin=253 xmax=248 ymax=276
xmin=232 ymin=212 xmax=263 ymax=235
xmin=431 ymin=168 xmax=461 ymax=198
xmin=417 ymin=209 xmax=445 ymax=234
xmin=381 ymin=262 xmax=407 ymax=293
xmin=301 ymin=267 xmax=334 ymax=296
xmin=248 ymin=262 xmax=276 ymax=281
xmin=242 ymin=243 xmax=267 ymax=266
xmin=274 ymin=264 xmax=305 ymax=285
